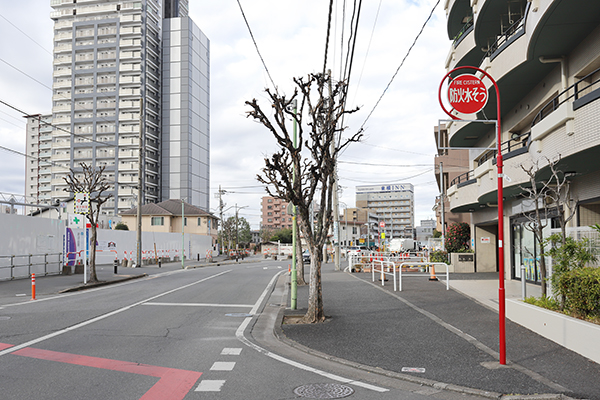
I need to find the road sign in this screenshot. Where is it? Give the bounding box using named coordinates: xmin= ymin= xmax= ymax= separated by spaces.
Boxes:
xmin=74 ymin=192 xmax=89 ymax=214
xmin=447 ymin=74 xmax=488 ymax=114
xmin=379 ymin=221 xmax=385 ymax=228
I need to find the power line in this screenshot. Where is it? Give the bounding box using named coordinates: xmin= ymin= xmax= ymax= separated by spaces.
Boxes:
xmin=359 ymin=0 xmax=441 ymax=131
xmin=0 ymin=99 xmax=115 ymax=148
xmin=351 ymin=0 xmax=382 ymax=106
xmin=0 ymin=14 xmax=52 ymax=56
xmin=339 ymin=160 xmax=432 ymax=167
xmin=323 ymin=0 xmax=335 ymax=75
xmin=235 ymin=0 xmax=276 ymax=90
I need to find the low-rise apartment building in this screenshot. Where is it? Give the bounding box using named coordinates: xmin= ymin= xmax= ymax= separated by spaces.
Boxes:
xmin=441 ymin=0 xmax=600 ymax=285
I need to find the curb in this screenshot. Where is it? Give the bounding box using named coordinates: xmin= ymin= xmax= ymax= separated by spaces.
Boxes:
xmin=58 ymin=274 xmax=148 ymax=293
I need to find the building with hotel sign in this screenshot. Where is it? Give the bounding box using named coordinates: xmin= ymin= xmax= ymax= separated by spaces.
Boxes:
xmin=353 ymin=183 xmax=415 ymax=240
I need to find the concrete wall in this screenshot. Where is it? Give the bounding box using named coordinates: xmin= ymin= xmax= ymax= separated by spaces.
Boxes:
xmin=0 ymin=213 xmax=213 ymax=280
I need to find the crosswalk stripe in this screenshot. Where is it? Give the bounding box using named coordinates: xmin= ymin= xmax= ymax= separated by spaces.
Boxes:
xmin=221 ymin=348 xmax=242 ymax=355
xmin=210 ymin=361 xmax=236 ymax=371
xmin=195 ymin=380 xmax=226 ymax=392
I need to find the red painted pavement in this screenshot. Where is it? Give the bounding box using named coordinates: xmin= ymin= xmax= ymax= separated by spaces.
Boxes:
xmin=2 ymin=343 xmax=202 ymax=400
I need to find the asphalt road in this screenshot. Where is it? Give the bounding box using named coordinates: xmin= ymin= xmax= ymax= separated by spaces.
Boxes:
xmin=0 ymin=259 xmax=497 ymax=400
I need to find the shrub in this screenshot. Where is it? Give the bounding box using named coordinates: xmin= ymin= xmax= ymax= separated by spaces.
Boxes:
xmin=429 ymin=250 xmax=449 ymax=264
xmin=115 ymin=222 xmax=129 ymax=230
xmin=560 ymin=267 xmax=600 ymax=318
xmin=545 ymin=234 xmax=596 ymax=308
xmin=445 ymin=222 xmax=470 ymax=253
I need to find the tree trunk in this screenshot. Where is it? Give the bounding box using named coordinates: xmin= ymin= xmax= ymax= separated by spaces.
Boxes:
xmin=88 ymin=223 xmax=99 ymax=282
xmin=295 ymin=223 xmax=306 ymax=285
xmin=302 ymin=250 xmax=325 ymax=323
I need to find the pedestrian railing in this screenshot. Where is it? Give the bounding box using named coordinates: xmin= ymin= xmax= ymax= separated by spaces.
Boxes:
xmin=0 ymin=253 xmax=63 ymax=281
xmin=371 ymin=259 xmax=398 ymax=291
xmin=397 ymin=262 xmax=449 ymax=291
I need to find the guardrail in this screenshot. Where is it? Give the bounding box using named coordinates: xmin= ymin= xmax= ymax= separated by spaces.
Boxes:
xmin=0 ymin=253 xmax=63 ymax=281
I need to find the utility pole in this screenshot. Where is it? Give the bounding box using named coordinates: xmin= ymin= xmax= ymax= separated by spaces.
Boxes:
xmin=217 ymin=186 xmax=226 ymax=255
xmin=181 ymin=198 xmax=185 ymax=268
xmin=136 ymin=98 xmax=143 ymax=267
xmin=291 ymin=99 xmax=298 ymax=310
xmin=440 ymin=162 xmax=445 ymax=250
xmin=329 ymin=69 xmax=340 ymax=271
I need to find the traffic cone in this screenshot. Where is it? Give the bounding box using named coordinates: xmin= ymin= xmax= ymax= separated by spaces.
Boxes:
xmin=428 ymin=264 xmax=438 ymax=281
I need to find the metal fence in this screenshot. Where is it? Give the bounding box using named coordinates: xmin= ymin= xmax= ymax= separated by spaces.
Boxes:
xmin=0 ymin=253 xmax=63 ymax=281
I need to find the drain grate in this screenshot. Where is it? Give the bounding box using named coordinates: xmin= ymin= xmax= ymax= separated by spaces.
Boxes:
xmin=293 ymin=383 xmax=354 ymax=399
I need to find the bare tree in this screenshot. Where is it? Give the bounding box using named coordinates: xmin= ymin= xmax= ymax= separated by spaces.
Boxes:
xmin=544 ymin=157 xmax=577 ymax=245
xmin=519 ymin=155 xmax=574 ymax=296
xmin=63 ymin=162 xmax=112 ymax=283
xmin=246 ymin=72 xmax=362 ymax=323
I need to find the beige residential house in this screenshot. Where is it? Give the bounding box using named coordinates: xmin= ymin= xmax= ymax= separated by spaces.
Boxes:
xmin=120 ymin=199 xmax=218 ymax=246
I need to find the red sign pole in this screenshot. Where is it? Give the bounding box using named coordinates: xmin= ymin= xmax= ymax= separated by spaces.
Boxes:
xmin=439 ymin=66 xmax=506 ymax=365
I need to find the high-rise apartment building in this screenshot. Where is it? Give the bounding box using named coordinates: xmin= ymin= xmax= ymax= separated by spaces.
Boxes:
xmin=25 ymin=114 xmax=53 ymax=205
xmin=355 ymin=183 xmax=415 ymax=239
xmin=45 ymin=0 xmax=209 ymax=215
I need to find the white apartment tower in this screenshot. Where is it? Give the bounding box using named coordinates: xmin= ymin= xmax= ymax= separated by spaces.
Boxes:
xmin=48 ymin=0 xmax=209 ymax=215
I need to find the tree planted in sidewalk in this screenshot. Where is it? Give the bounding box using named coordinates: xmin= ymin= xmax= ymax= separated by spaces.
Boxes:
xmin=63 ymin=162 xmax=112 ymax=282
xmin=519 ymin=155 xmax=575 ymax=297
xmin=246 ymin=72 xmax=362 ymax=323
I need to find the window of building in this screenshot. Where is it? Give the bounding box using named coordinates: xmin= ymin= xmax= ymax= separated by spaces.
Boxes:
xmin=197 ymin=217 xmax=202 ymax=226
xmin=184 ymin=217 xmax=187 ymax=226
xmin=151 ymin=216 xmax=164 ymax=226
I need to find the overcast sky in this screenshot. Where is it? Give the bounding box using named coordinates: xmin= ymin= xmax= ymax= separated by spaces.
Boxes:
xmin=0 ymin=0 xmax=453 ymax=230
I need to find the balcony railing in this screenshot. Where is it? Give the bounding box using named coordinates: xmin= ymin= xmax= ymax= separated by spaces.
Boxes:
xmin=531 ymin=65 xmax=600 ymax=127
xmin=453 ymin=17 xmax=473 ymax=48
xmin=477 ymin=131 xmax=531 ymax=167
xmin=483 ymin=15 xmax=525 ymax=61
xmin=449 ymin=170 xmax=474 ymax=187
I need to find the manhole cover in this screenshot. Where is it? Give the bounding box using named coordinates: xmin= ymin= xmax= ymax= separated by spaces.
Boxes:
xmin=294 ymin=383 xmax=354 ymax=398
xmin=224 ymin=313 xmax=253 ymax=318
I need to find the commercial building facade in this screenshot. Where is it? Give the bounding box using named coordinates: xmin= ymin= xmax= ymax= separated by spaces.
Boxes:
xmin=442 ymin=0 xmax=600 ymax=283
xmin=355 ymin=183 xmax=415 ymax=240
xmin=39 ymin=0 xmax=209 ymax=215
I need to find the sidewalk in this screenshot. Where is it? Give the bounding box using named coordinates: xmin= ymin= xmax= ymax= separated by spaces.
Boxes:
xmin=279 ymin=263 xmax=600 ymax=399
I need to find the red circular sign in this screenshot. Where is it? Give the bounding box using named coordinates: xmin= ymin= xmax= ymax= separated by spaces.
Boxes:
xmin=379 ymin=221 xmax=385 ymax=228
xmin=447 ymin=74 xmax=488 ymax=114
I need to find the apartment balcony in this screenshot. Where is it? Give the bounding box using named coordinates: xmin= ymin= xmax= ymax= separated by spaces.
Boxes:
xmin=446 ymin=21 xmax=481 ymax=72
xmin=119 ymin=63 xmax=141 ymax=73
xmin=53 ymin=103 xmax=71 ymax=112
xmin=53 ymin=68 xmax=72 ymax=78
xmin=119 ymin=88 xmax=141 ymax=97
xmin=77 ymin=4 xmax=119 ymax=16
xmin=118 ymin=138 xmax=140 ymax=146
xmin=53 ymin=20 xmax=72 ymax=30
xmin=448 ymin=131 xmax=531 ymax=213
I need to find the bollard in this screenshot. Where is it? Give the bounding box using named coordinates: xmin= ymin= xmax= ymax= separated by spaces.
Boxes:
xmin=113 ymin=259 xmax=118 ymax=274
xmin=521 ymin=265 xmax=526 ymax=300
xmin=31 ymin=273 xmax=36 ymax=300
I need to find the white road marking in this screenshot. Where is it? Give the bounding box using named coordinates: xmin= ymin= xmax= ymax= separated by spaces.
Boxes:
xmin=221 ymin=348 xmax=242 ymax=355
xmin=0 ymin=270 xmax=232 ymax=357
xmin=210 ymin=362 xmax=236 ymax=371
xmin=195 ymin=380 xmax=226 ymax=392
xmin=236 ymin=271 xmax=389 ymax=393
xmin=143 ymin=302 xmax=253 ymax=308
